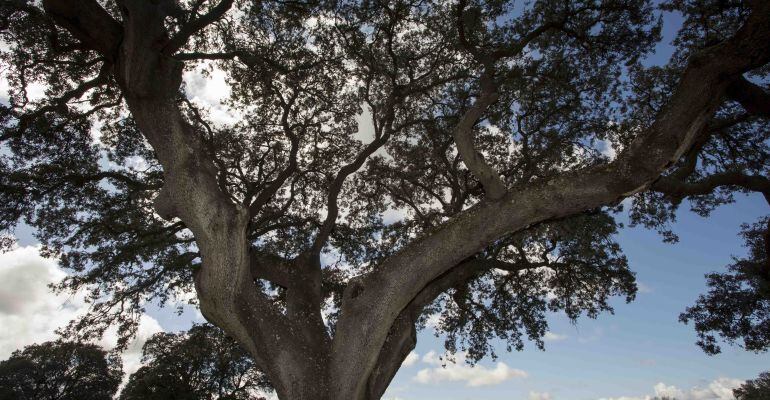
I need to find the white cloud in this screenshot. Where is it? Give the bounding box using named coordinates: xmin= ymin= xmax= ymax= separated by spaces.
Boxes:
xmin=599 ymin=397 xmax=647 ymax=400
xmin=26 ymin=82 xmax=47 ymax=103
xmin=543 ymin=332 xmax=568 ymax=342
xmin=402 ymin=351 xmax=419 ymax=367
xmin=530 ymin=391 xmax=553 ymax=400
xmin=597 ymin=139 xmax=617 ymax=160
xmin=685 ymin=378 xmax=743 ymax=400
xmin=600 ymin=377 xmax=744 ymax=400
xmin=354 ymin=106 xmax=392 ymax=160
xmin=0 ymin=70 xmax=10 ymax=105
xmin=414 ymin=351 xmax=527 ymax=387
xmin=424 ymin=314 xmax=442 ymax=331
xmin=421 ymin=350 xmax=441 ymax=365
xmin=0 ymin=246 xmax=163 ymax=379
xmin=0 ymin=245 xmax=86 ymax=359
xmin=183 ymin=63 xmax=238 ymax=126
xmin=382 ymin=207 xmax=408 ymax=225
xmin=100 ymin=314 xmax=164 ymax=377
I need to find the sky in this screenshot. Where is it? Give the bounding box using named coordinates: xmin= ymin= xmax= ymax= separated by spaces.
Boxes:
xmin=0 ymin=3 xmax=768 ymax=400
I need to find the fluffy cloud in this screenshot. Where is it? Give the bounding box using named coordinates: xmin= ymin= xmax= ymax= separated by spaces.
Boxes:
xmin=597 ymin=139 xmax=618 ymax=160
xmin=183 ymin=63 xmax=238 ymax=126
xmin=382 ymin=207 xmax=408 ymax=225
xmin=0 ymin=246 xmax=163 ymax=377
xmin=102 ymin=314 xmax=164 ymax=377
xmin=529 ymin=391 xmax=553 ymax=400
xmin=0 ymin=245 xmax=86 ymax=358
xmin=600 ymin=377 xmax=744 ymax=400
xmin=414 ymin=350 xmax=528 ymax=387
xmin=402 ymin=351 xmax=419 ymax=367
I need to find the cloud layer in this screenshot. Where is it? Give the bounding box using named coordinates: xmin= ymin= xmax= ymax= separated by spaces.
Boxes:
xmin=413 ymin=350 xmax=528 ymax=387
xmin=600 ymin=377 xmax=744 ymax=400
xmin=0 ymin=246 xmax=163 ymax=377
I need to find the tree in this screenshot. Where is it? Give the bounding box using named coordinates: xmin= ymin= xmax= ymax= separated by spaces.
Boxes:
xmin=120 ymin=323 xmax=270 ymax=400
xmin=734 ymin=371 xmax=770 ymax=400
xmin=0 ymin=0 xmax=768 ymax=399
xmin=0 ymin=341 xmax=123 ymax=400
xmin=680 ymin=217 xmax=770 ymax=354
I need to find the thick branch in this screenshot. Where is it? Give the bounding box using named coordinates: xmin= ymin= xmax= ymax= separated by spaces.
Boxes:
xmin=249 ymin=249 xmax=293 ymax=289
xmin=725 ymin=76 xmax=770 ymax=118
xmin=652 ymin=171 xmax=770 ymax=205
xmin=365 ymin=258 xmax=522 ymax=399
xmin=1 ymin=63 xmax=112 ymax=142
xmin=248 ymin=96 xmax=301 ymax=217
xmin=452 ymin=70 xmax=507 ymax=200
xmin=312 ymin=123 xmax=391 ymax=253
xmin=42 ymin=0 xmax=122 ymax=61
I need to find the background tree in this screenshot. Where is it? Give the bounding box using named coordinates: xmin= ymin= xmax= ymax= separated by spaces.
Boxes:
xmin=680 ymin=217 xmax=770 ymax=354
xmin=0 ymin=0 xmax=768 ymax=399
xmin=0 ymin=341 xmax=122 ymax=400
xmin=120 ymin=323 xmax=270 ymax=400
xmin=734 ymin=371 xmax=770 ymax=400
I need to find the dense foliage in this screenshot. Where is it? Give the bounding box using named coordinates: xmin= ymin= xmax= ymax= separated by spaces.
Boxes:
xmin=120 ymin=324 xmax=270 ymax=400
xmin=0 ymin=341 xmax=123 ymax=400
xmin=680 ymin=217 xmax=770 ymax=354
xmin=734 ymin=371 xmax=770 ymax=400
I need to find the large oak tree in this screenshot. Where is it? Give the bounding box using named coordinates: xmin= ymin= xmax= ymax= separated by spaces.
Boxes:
xmin=1 ymin=0 xmax=768 ymax=399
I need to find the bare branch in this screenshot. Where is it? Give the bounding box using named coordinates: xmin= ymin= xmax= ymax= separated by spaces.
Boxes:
xmin=311 ymin=116 xmax=392 ymax=253
xmin=652 ymin=171 xmax=770 ymax=205
xmin=1 ymin=62 xmax=113 ymax=142
xmin=163 ymin=0 xmax=235 ymax=55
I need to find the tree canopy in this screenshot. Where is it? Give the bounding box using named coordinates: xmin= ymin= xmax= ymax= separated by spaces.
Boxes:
xmin=0 ymin=0 xmax=768 ymax=399
xmin=0 ymin=340 xmax=123 ymax=400
xmin=734 ymin=370 xmax=770 ymax=400
xmin=120 ymin=323 xmax=270 ymax=400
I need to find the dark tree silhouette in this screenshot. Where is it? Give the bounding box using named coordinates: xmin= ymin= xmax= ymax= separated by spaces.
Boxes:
xmin=0 ymin=0 xmax=768 ymax=399
xmin=0 ymin=341 xmax=122 ymax=400
xmin=734 ymin=371 xmax=770 ymax=400
xmin=120 ymin=323 xmax=270 ymax=400
xmin=680 ymin=217 xmax=770 ymax=354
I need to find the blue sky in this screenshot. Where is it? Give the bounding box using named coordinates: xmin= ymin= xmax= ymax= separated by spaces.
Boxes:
xmin=1 ymin=3 xmax=768 ymax=400
xmin=379 ymin=193 xmax=769 ymax=400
